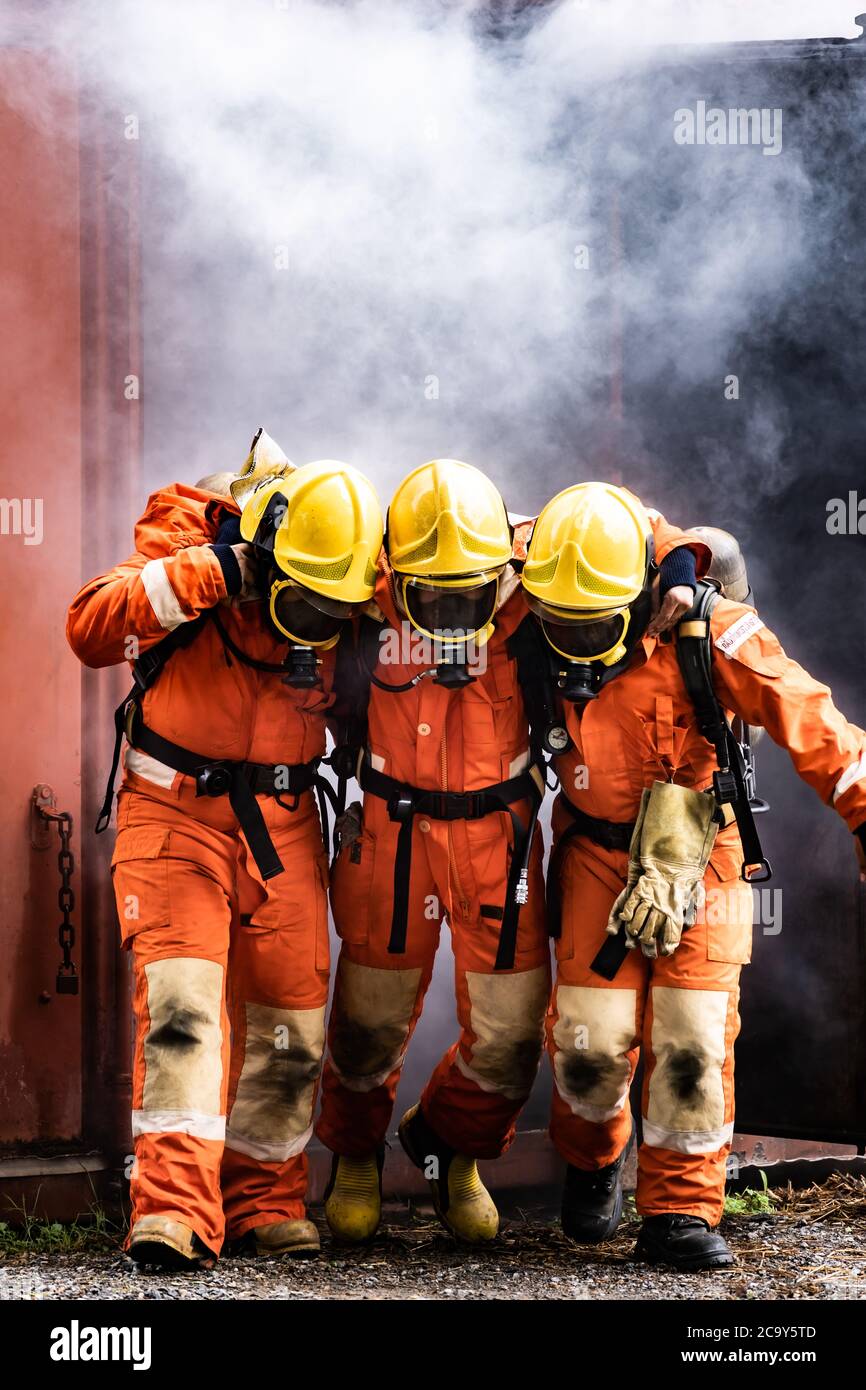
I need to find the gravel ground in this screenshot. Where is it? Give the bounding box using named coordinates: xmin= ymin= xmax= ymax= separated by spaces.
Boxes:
xmin=2 ymin=1200 xmax=865 ymax=1301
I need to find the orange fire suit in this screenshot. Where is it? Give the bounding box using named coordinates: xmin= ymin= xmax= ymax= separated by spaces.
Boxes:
xmin=316 ymin=512 xmax=702 ymax=1160
xmin=548 ymin=598 xmax=866 ymax=1226
xmin=67 ymin=484 xmax=334 ymax=1256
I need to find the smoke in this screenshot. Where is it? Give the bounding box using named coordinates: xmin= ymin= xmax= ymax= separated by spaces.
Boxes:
xmin=11 ymin=0 xmax=856 ymax=521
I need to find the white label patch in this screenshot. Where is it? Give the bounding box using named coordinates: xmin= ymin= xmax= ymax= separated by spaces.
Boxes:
xmin=715 ymin=612 xmax=764 ymax=659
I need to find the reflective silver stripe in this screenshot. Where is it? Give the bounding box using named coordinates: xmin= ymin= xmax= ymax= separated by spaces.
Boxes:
xmin=223 ymin=1124 xmax=313 ymax=1164
xmin=140 ymin=557 xmax=191 ymax=631
xmin=124 ymin=746 xmax=177 ymax=789
xmin=642 ymin=1118 xmax=734 ymax=1155
xmin=833 ymin=751 xmax=866 ymax=803
xmin=131 ymin=1109 xmax=225 ymax=1140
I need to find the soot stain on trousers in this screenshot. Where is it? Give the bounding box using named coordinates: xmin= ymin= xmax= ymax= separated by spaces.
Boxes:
xmin=667 ymin=1047 xmax=706 ymax=1102
xmin=260 ymin=1043 xmax=322 ymax=1109
xmin=562 ymin=1051 xmax=615 ymax=1097
xmin=149 ymin=1006 xmax=210 ymax=1053
xmin=331 ymin=1018 xmax=405 ymax=1080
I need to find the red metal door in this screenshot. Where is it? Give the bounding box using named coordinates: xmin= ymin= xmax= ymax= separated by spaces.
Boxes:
xmin=0 ymin=49 xmax=83 ymax=1145
xmin=0 ymin=30 xmax=140 ymax=1218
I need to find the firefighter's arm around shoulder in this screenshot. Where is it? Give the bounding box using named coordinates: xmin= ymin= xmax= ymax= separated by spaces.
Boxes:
xmin=66 ymin=491 xmax=245 ymax=669
xmin=647 ymin=508 xmax=712 ymax=636
xmin=707 ymin=599 xmax=866 ymax=870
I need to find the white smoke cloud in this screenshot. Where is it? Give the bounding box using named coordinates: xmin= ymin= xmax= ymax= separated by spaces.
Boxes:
xmin=10 ymin=0 xmax=858 ymax=519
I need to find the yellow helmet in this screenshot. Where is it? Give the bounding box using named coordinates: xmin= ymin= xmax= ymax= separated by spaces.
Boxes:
xmin=387 ymin=459 xmax=512 ymax=577
xmin=523 ymin=483 xmax=652 ymax=667
xmin=387 ymin=459 xmax=512 ymax=644
xmin=240 ymin=460 xmax=383 ymax=641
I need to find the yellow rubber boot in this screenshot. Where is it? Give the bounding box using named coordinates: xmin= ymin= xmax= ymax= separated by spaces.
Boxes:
xmin=398 ymin=1104 xmax=499 ymax=1244
xmin=324 ymin=1153 xmax=383 ymax=1244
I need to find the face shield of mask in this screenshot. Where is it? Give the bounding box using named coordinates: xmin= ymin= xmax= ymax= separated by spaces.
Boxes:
xmin=400 ymin=573 xmax=499 ymax=643
xmin=524 ymin=587 xmax=629 ymax=662
xmin=531 ymin=581 xmax=657 ymax=677
xmin=540 ymin=610 xmax=629 ymax=663
xmin=268 ymin=575 xmax=353 ymax=647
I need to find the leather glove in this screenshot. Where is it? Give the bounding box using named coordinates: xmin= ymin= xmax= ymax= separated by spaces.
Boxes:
xmin=610 ymin=781 xmax=718 ymax=959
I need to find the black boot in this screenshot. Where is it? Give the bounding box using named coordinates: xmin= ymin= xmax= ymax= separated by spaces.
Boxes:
xmin=561 ymin=1145 xmax=629 ymax=1244
xmin=635 ymin=1214 xmax=735 ymax=1271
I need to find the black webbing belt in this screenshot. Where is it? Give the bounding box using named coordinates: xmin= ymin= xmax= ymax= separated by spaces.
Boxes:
xmin=544 ymin=795 xmax=637 ymax=981
xmin=359 ymin=758 xmax=544 ymax=971
xmin=96 ymin=695 xmax=319 ymax=881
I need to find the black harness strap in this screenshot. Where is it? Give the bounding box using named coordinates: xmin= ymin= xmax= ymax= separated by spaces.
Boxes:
xmin=95 ymin=616 xmax=209 ymax=834
xmin=359 ymin=759 xmax=543 ymax=971
xmin=507 ymin=614 xmax=567 ymax=764
xmin=128 ymin=713 xmax=320 ymax=881
xmin=322 ymin=618 xmax=377 ymax=857
xmin=546 ymin=795 xmax=636 ymax=952
xmin=676 ymin=583 xmax=771 ymax=882
xmin=577 ymin=584 xmax=773 ymax=982
xmin=95 ymin=610 xmax=327 ymax=875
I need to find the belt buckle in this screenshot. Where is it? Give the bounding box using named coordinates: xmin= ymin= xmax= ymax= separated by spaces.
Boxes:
xmin=196 ymin=764 xmax=232 ymax=798
xmin=388 ymin=793 xmax=414 ymax=824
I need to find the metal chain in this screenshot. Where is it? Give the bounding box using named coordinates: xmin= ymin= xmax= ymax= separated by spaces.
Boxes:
xmin=56 ymin=812 xmax=77 ymax=991
xmin=40 ymin=807 xmax=78 ymax=995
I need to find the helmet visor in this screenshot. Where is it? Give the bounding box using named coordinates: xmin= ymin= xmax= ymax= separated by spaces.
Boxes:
xmin=269 ymin=578 xmax=350 ymax=646
xmin=401 ymin=575 xmax=499 ymax=642
xmin=540 ymin=612 xmax=628 ymax=661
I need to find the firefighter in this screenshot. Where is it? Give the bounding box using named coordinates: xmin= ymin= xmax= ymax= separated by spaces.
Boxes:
xmin=523 ymin=482 xmax=866 ymax=1271
xmin=315 ymin=460 xmax=703 ymax=1245
xmin=66 ymin=431 xmax=383 ymax=1270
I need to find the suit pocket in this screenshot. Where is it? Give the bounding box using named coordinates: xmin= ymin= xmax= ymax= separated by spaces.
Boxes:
xmin=110 ymin=826 xmax=172 ymax=944
xmin=703 ymin=877 xmax=753 ymax=965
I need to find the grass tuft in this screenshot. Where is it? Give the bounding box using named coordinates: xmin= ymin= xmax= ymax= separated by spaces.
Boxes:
xmin=0 ymin=1196 xmax=120 ymax=1256
xmin=724 ymin=1169 xmax=778 ymax=1217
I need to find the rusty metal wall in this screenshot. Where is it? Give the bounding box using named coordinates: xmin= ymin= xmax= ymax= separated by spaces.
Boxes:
xmin=0 ymin=14 xmax=140 ymax=1211
xmin=0 ymin=46 xmax=83 ymax=1146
